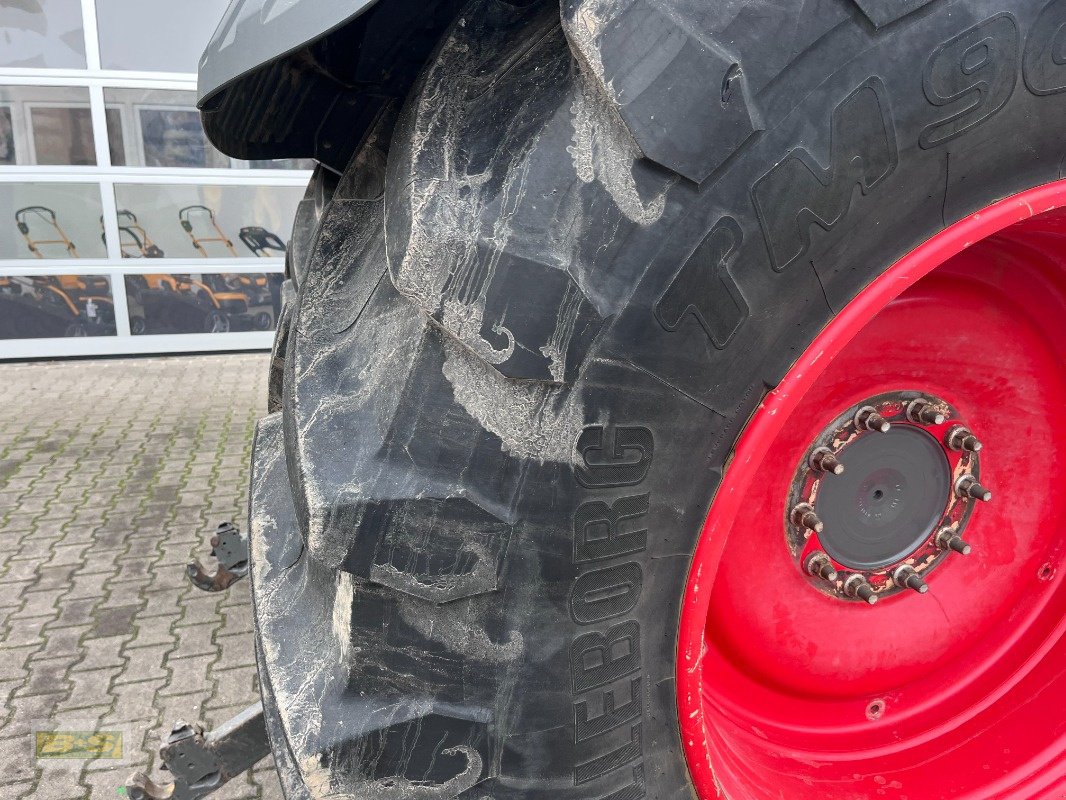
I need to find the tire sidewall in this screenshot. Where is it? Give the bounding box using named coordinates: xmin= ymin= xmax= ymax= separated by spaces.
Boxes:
xmin=266 ymin=3 xmax=1066 ymax=798
xmin=563 ymin=4 xmax=1066 ymax=799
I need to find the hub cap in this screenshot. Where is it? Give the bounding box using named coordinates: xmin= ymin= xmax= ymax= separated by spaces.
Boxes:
xmin=677 ymin=183 xmax=1066 ymax=800
xmin=818 ymin=425 xmax=948 ymax=566
xmin=789 ymin=392 xmax=984 ymax=601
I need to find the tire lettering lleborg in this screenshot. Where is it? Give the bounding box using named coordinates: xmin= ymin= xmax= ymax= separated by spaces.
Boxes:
xmin=752 ymin=77 xmax=898 ymax=272
xmin=575 ymin=426 xmax=654 ymax=489
xmin=571 ymin=563 xmax=644 ymax=624
xmin=654 ymin=216 xmax=748 ymax=349
xmin=920 ymin=13 xmax=1018 ymax=149
xmin=570 ymin=425 xmax=653 ymax=800
xmin=573 ymin=494 xmax=649 ymax=563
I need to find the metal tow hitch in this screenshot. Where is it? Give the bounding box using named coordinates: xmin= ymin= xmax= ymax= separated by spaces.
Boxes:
xmin=186 ymin=521 xmax=249 ymax=592
xmin=125 ymin=703 xmax=270 ymax=800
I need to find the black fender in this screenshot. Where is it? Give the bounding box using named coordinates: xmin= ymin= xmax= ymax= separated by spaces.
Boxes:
xmin=197 ymin=0 xmax=474 ymax=170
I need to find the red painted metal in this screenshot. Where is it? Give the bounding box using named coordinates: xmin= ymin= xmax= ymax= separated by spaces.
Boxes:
xmin=677 ymin=181 xmax=1066 ymax=800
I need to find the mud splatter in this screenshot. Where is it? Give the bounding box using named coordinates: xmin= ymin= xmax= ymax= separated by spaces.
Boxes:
xmin=568 ymin=73 xmax=671 ymax=224
xmin=441 ymin=336 xmax=581 ymax=463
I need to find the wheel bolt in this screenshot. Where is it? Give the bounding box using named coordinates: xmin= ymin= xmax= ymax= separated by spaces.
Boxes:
xmin=843 ymin=574 xmax=878 ymax=604
xmin=955 ymin=474 xmax=992 ymax=502
xmin=791 ymin=503 xmax=824 ymax=534
xmin=855 ymin=406 xmax=891 ymax=433
xmin=946 ymin=425 xmax=982 ymax=453
xmin=893 ymin=565 xmax=929 ymax=594
xmin=809 ymin=447 xmax=844 ymax=475
xmin=805 ymin=551 xmax=838 ymax=583
xmin=907 ymin=399 xmax=945 ymax=426
xmin=936 ymin=527 xmax=971 ymax=555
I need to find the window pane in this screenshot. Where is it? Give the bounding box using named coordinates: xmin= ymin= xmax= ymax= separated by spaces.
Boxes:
xmin=102 ymin=88 xmax=229 ymax=168
xmin=246 ymin=158 xmax=317 ymax=171
xmin=96 ymin=0 xmax=228 ymax=73
xmin=125 ymin=271 xmax=281 ymax=335
xmin=31 ymin=106 xmax=95 ymax=165
xmin=140 ymin=108 xmax=225 ymax=168
xmin=0 ymin=275 xmax=115 ymax=339
xmin=0 ymin=107 xmax=14 ymax=165
xmin=112 ymin=184 xmax=301 ymax=259
xmin=0 ymin=86 xmax=97 ymax=166
xmin=1 ymin=183 xmax=107 ymax=259
xmin=0 ymin=0 xmax=87 ymax=69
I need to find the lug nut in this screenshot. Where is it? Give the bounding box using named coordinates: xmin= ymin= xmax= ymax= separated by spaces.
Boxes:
xmin=893 ymin=565 xmax=929 ymax=594
xmin=855 ymin=406 xmax=891 ymax=433
xmin=809 ymin=447 xmax=845 ymax=475
xmin=907 ymin=399 xmax=945 ymax=426
xmin=955 ymin=474 xmax=992 ymax=502
xmin=946 ymin=425 xmax=982 ymax=453
xmin=843 ymin=574 xmax=878 ymax=605
xmin=936 ymin=527 xmax=971 ymax=555
xmin=805 ymin=551 xmax=839 ymax=583
xmin=791 ymin=503 xmax=824 ymax=534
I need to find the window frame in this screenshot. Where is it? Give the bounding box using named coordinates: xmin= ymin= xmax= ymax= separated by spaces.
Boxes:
xmin=0 ymin=0 xmax=312 ymax=358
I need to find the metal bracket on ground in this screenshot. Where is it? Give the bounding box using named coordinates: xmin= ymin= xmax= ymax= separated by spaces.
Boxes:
xmin=186 ymin=521 xmax=249 ymax=592
xmin=124 ymin=703 xmax=269 ymax=800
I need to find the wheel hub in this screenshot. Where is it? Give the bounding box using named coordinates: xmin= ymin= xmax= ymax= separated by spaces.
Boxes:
xmin=788 ymin=392 xmax=986 ymax=602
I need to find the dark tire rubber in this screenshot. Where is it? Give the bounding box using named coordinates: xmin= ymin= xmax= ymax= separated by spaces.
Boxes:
xmin=250 ymin=1 xmax=1066 ymax=798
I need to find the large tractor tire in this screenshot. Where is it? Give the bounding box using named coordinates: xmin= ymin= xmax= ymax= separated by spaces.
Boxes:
xmin=250 ymin=1 xmax=1066 ymax=798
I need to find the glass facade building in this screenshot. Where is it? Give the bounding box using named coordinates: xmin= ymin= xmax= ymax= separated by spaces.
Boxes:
xmin=0 ymin=1 xmax=310 ymax=357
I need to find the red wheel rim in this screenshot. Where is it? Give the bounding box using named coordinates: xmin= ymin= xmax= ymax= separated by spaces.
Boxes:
xmin=677 ymin=181 xmax=1066 ymax=800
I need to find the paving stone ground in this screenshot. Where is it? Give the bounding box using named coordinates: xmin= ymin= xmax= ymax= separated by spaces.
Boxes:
xmin=0 ymin=354 xmax=283 ymax=799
